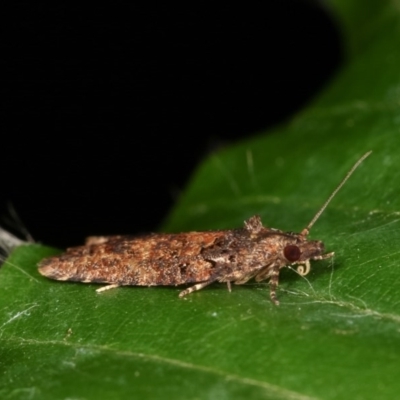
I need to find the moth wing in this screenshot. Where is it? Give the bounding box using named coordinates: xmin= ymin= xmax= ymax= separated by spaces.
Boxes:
xmin=38 ymin=231 xmax=226 ymax=286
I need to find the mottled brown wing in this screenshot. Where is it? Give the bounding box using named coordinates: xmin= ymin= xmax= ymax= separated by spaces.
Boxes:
xmin=38 ymin=231 xmax=226 ymax=287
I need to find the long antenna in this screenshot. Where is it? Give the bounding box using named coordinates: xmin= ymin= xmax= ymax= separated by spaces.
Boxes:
xmin=300 ymin=151 xmax=372 ymax=237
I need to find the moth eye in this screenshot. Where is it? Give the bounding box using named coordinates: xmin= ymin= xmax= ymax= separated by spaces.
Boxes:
xmin=284 ymin=245 xmax=301 ymax=262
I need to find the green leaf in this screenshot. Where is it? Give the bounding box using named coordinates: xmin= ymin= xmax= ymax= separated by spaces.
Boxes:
xmin=2 ymin=1 xmax=400 ymax=399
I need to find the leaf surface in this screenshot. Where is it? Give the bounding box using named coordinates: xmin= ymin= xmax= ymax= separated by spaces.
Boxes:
xmin=2 ymin=1 xmax=400 ymax=398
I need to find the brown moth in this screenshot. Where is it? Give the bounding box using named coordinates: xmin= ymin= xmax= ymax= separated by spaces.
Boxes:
xmin=38 ymin=151 xmax=371 ymax=304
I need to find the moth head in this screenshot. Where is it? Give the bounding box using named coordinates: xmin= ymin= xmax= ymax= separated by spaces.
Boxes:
xmin=282 ymin=237 xmax=333 ymax=276
xmin=283 ymin=239 xmax=325 ymax=263
xmin=284 ymin=151 xmax=372 ymax=275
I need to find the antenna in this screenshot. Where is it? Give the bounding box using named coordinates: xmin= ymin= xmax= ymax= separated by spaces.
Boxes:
xmin=300 ymin=151 xmax=372 ymax=237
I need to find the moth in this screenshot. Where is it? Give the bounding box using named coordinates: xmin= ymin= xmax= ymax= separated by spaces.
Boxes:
xmin=38 ymin=151 xmax=371 ymax=305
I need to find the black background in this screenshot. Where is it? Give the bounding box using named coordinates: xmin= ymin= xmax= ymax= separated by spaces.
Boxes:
xmin=1 ymin=2 xmax=342 ymax=248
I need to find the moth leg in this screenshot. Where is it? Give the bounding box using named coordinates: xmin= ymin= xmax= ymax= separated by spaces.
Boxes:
xmin=179 ymin=280 xmax=215 ymax=298
xmin=226 ymin=281 xmax=232 ymax=292
xmin=96 ymin=284 xmax=121 ymax=293
xmin=269 ymin=266 xmax=281 ymax=306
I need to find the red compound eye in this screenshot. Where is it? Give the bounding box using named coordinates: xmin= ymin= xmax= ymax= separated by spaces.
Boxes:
xmin=284 ymin=245 xmax=301 ymax=262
